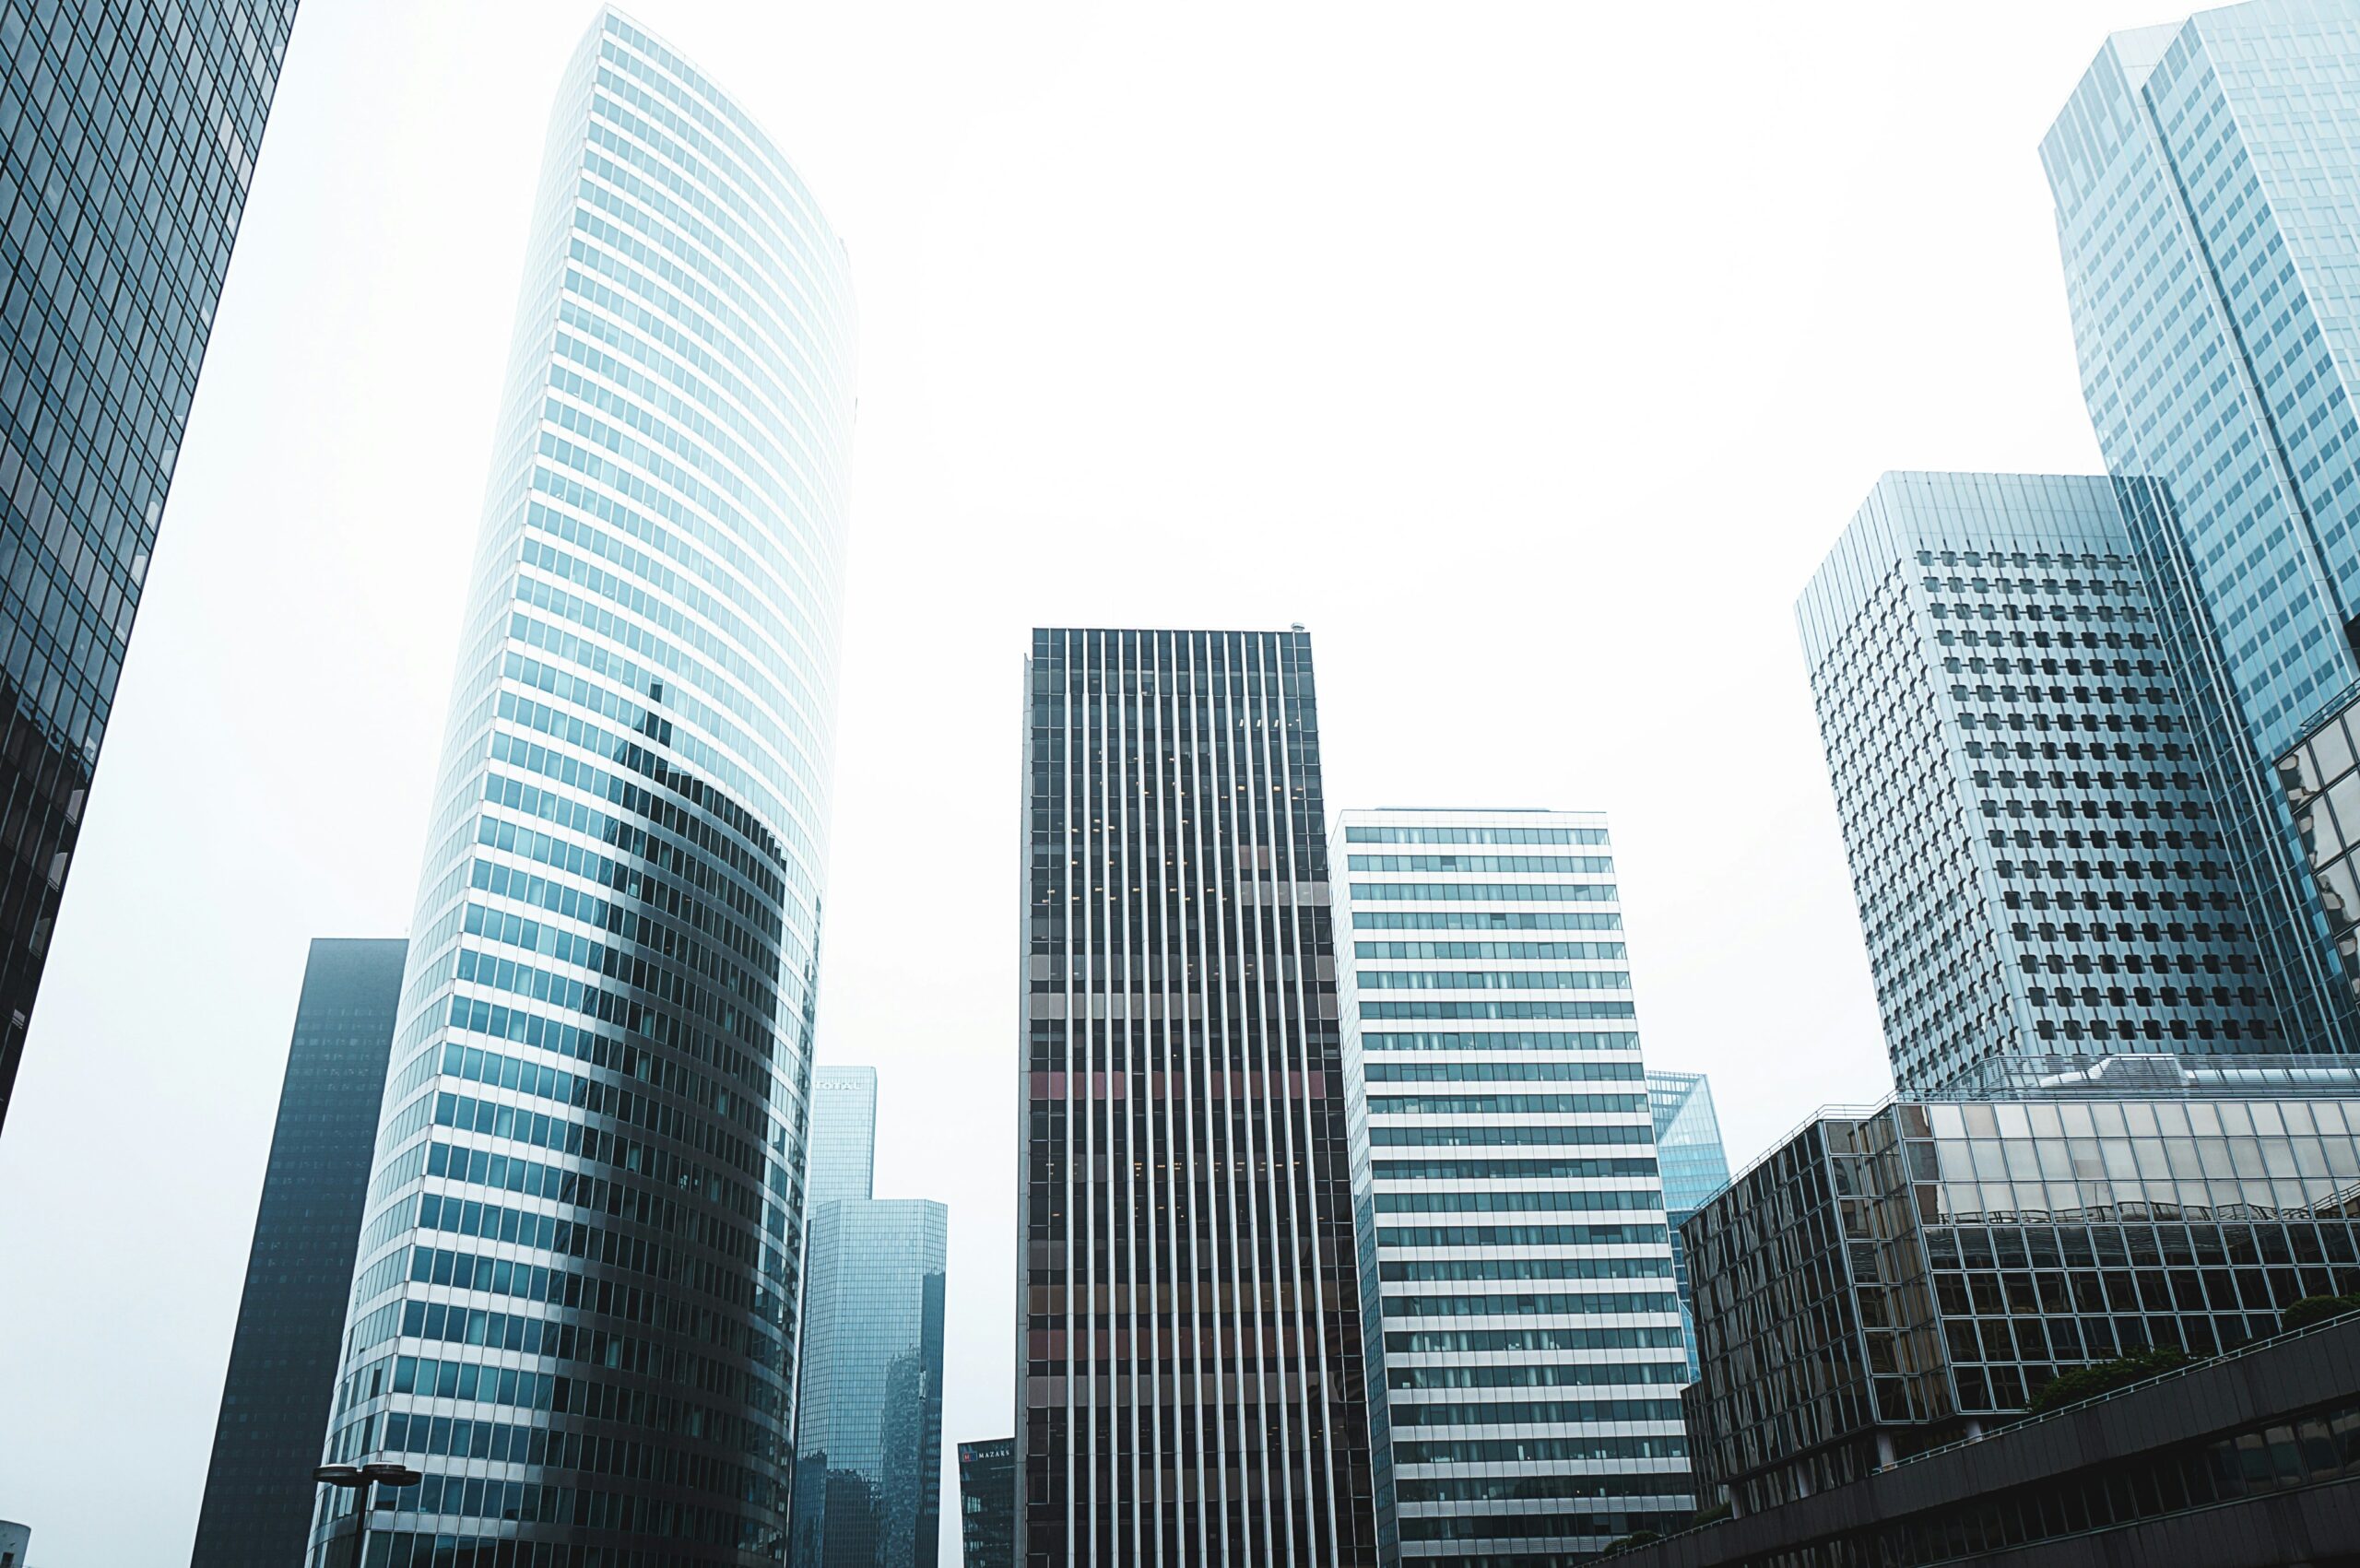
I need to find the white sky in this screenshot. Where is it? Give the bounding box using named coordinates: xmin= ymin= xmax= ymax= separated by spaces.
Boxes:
xmin=0 ymin=2 xmax=2195 ymax=1562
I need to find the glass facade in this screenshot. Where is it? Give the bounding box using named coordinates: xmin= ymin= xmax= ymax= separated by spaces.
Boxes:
xmin=2279 ymin=688 xmax=2360 ymax=995
xmin=1684 ymin=1059 xmax=2360 ymax=1514
xmin=956 ymin=1438 xmax=1013 ymax=1568
xmin=0 ymin=0 xmax=298 ymax=1133
xmin=790 ymin=1067 xmax=947 ymax=1568
xmin=192 ymin=937 xmax=408 ymax=1568
xmin=309 ymin=10 xmax=856 ymax=1565
xmin=1338 ymin=808 xmax=1693 ymax=1565
xmin=790 ymin=1199 xmax=947 ymax=1568
xmin=1646 ymin=1070 xmax=1729 ymax=1382
xmin=1019 ymin=628 xmax=1379 ymax=1565
xmin=2044 ymin=1 xmax=2360 ymax=1053
xmin=1609 ymin=1309 xmax=2360 ymax=1568
xmin=1797 ymin=472 xmax=2285 ymax=1091
xmin=807 ymin=1066 xmax=876 ymax=1209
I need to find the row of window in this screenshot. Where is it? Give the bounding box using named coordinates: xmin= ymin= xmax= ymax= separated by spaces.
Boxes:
xmin=1389 ymin=1397 xmax=1683 ymax=1427
xmin=1369 ymin=1125 xmax=1656 ymax=1149
xmin=1362 ymin=1031 xmax=1641 ymax=1053
xmin=1379 ymin=1256 xmax=1673 ymax=1282
xmin=1362 ymin=1001 xmax=1638 ymax=1020
xmin=1375 ymin=1189 xmax=1665 ymax=1215
xmin=1379 ymin=1222 xmax=1669 ymax=1248
xmin=1344 ymin=826 xmax=1607 ymax=845
xmin=1351 ymin=883 xmax=1615 ymax=902
xmin=1356 ymin=940 xmax=1625 ymax=960
xmin=1366 ymin=1060 xmax=1645 ymax=1082
xmin=1356 ymin=970 xmax=1630 ymax=992
xmin=1368 ymin=1093 xmax=1648 ymax=1115
xmin=1348 ymin=855 xmax=1612 ymax=873
xmin=1388 ymin=1359 xmax=1688 ymax=1389
xmin=1353 ymin=911 xmax=1622 ymax=932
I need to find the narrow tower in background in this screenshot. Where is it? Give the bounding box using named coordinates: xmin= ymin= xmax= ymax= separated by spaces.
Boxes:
xmin=0 ymin=0 xmax=301 ymax=1135
xmin=2045 ymin=1 xmax=2360 ymax=1052
xmin=1018 ymin=627 xmax=1379 ymax=1565
xmin=791 ymin=1067 xmax=948 ymax=1568
xmin=808 ymin=1064 xmax=879 ymax=1208
xmin=191 ymin=937 xmax=407 ymax=1568
xmin=1646 ymin=1069 xmax=1729 ymax=1383
xmin=307 ymin=10 xmax=856 ymax=1562
xmin=1799 ymin=472 xmax=2283 ymax=1092
xmin=1337 ymin=808 xmax=1693 ymax=1562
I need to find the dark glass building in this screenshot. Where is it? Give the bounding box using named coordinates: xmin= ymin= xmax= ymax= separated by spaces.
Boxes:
xmin=1682 ymin=1056 xmax=2360 ymax=1516
xmin=191 ymin=937 xmax=407 ymax=1568
xmin=791 ymin=1067 xmax=947 ymax=1568
xmin=0 ymin=0 xmax=300 ymax=1133
xmin=957 ymin=1439 xmax=1012 ymax=1568
xmin=1019 ymin=627 xmax=1379 ymax=1565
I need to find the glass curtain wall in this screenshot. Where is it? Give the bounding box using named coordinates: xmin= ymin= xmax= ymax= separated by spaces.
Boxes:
xmin=308 ymin=10 xmax=856 ymax=1564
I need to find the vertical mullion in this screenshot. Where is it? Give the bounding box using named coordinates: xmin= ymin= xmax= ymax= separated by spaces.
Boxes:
xmin=1216 ymin=632 xmax=1252 ymax=1566
xmin=1062 ymin=631 xmax=1081 ymax=1568
xmin=1184 ymin=633 xmax=1221 ymax=1561
xmin=1272 ymin=641 xmax=1333 ymax=1559
xmin=1224 ymin=632 xmax=1278 ymax=1568
xmin=1089 ymin=629 xmax=1112 ymax=1568
xmin=1115 ymin=631 xmax=1143 ymax=1567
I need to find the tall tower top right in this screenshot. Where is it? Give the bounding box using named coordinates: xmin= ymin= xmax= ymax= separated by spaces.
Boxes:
xmin=2042 ymin=0 xmax=2360 ymax=761
xmin=2040 ymin=0 xmax=2360 ymax=1054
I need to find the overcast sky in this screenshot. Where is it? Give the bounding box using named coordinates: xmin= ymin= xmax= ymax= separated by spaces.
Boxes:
xmin=0 ymin=2 xmax=2191 ymax=1562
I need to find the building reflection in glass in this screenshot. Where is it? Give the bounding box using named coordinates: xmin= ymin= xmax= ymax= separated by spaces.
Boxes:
xmin=792 ymin=1067 xmax=947 ymax=1568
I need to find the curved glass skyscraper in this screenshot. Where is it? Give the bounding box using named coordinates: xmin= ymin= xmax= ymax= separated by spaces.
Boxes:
xmin=311 ymin=10 xmax=854 ymax=1564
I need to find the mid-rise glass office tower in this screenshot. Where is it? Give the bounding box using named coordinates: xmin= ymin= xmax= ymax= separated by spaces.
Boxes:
xmin=309 ymin=11 xmax=855 ymax=1564
xmin=790 ymin=1067 xmax=947 ymax=1568
xmin=1646 ymin=1069 xmax=1729 ymax=1382
xmin=192 ymin=937 xmax=407 ymax=1568
xmin=1018 ymin=628 xmax=1379 ymax=1565
xmin=1799 ymin=473 xmax=2283 ymax=1093
xmin=1336 ymin=808 xmax=1693 ymax=1563
xmin=0 ymin=0 xmax=299 ymax=1135
xmin=2043 ymin=0 xmax=2360 ymax=1052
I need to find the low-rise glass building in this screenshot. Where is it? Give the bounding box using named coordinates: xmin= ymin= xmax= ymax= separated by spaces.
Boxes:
xmin=1684 ymin=1055 xmax=2360 ymax=1515
xmin=957 ymin=1438 xmax=1013 ymax=1568
xmin=1601 ymin=1310 xmax=2360 ymax=1568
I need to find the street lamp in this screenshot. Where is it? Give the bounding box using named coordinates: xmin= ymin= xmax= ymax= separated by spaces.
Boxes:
xmin=313 ymin=1461 xmax=420 ymax=1568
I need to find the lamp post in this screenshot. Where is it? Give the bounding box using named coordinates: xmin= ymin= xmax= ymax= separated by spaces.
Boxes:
xmin=313 ymin=1461 xmax=420 ymax=1568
